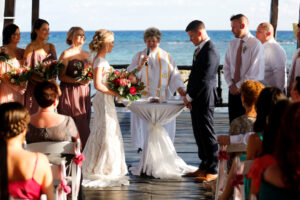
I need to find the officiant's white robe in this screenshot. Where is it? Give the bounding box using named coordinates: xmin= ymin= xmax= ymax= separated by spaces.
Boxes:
xmin=127 ymin=47 xmax=185 ymax=149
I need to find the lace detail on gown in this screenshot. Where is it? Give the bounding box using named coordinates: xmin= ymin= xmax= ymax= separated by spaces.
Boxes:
xmin=82 ymin=57 xmax=129 ymax=187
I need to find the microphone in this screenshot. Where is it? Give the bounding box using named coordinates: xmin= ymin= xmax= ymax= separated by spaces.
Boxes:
xmin=145 ymin=48 xmax=150 ymax=66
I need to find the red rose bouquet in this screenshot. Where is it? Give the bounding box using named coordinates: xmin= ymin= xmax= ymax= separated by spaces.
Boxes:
xmin=34 ymin=60 xmax=65 ymax=80
xmin=107 ymin=68 xmax=145 ymax=101
xmin=71 ymin=61 xmax=93 ymax=81
xmin=4 ymin=66 xmax=31 ymax=85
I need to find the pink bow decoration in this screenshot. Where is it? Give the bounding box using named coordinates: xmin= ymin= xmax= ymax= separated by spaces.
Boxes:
xmin=218 ymin=150 xmax=230 ymax=161
xmin=73 ymin=154 xmax=85 ymax=166
xmin=231 ymin=174 xmax=244 ymax=187
xmin=60 ymin=179 xmax=71 ymax=194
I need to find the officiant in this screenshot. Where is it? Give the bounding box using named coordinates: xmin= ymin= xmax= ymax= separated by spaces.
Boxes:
xmin=127 ymin=27 xmax=185 ymax=152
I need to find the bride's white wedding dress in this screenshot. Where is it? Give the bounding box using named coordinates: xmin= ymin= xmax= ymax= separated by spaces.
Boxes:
xmin=82 ymin=57 xmax=129 ymax=187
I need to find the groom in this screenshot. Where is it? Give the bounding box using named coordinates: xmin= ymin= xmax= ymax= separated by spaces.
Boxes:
xmin=184 ymin=20 xmax=219 ymax=182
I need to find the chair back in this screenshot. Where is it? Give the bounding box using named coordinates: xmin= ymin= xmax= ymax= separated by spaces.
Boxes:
xmin=26 ymin=140 xmax=81 ymax=200
xmin=26 ymin=141 xmax=75 ymax=155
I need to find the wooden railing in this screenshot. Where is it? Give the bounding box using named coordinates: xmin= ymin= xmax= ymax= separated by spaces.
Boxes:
xmin=92 ymin=65 xmax=228 ymax=107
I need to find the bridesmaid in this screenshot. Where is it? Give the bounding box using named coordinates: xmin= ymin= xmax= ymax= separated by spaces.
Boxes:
xmin=24 ymin=18 xmax=57 ymax=115
xmin=0 ymin=24 xmax=26 ymax=104
xmin=58 ymin=27 xmax=92 ymax=149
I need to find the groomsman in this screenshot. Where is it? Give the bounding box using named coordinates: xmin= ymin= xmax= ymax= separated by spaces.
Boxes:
xmin=287 ymin=23 xmax=300 ymax=95
xmin=223 ymin=14 xmax=265 ymax=123
xmin=255 ymin=22 xmax=287 ymax=91
xmin=184 ymin=20 xmax=219 ymax=182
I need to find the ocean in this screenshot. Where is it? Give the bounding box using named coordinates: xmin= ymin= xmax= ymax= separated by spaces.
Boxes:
xmin=18 ymin=30 xmax=298 ymax=105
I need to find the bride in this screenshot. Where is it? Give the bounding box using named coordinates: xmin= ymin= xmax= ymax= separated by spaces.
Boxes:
xmin=82 ymin=30 xmax=129 ymax=187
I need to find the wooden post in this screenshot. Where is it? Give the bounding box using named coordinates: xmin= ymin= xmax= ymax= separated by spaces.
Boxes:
xmin=297 ymin=3 xmax=300 ymax=49
xmin=270 ymin=0 xmax=279 ymax=39
xmin=32 ymin=0 xmax=39 ymax=29
xmin=3 ymin=0 xmax=15 ymax=28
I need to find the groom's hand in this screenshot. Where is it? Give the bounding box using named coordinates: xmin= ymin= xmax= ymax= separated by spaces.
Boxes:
xmin=178 ymin=87 xmax=186 ymax=96
xmin=184 ymin=96 xmax=192 ymax=110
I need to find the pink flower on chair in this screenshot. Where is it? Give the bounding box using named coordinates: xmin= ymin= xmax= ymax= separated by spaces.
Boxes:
xmin=231 ymin=174 xmax=244 ymax=188
xmin=73 ymin=154 xmax=85 ymax=166
xmin=60 ymin=179 xmax=71 ymax=194
xmin=218 ymin=150 xmax=230 ymax=160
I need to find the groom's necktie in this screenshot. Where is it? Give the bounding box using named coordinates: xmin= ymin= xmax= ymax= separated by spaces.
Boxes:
xmin=193 ymin=46 xmax=201 ymax=62
xmin=233 ymin=39 xmax=244 ymax=84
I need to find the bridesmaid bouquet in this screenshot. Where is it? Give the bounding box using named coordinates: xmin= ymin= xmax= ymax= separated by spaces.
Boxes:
xmin=4 ymin=66 xmax=31 ymax=85
xmin=34 ymin=60 xmax=65 ymax=80
xmin=107 ymin=68 xmax=145 ymax=101
xmin=72 ymin=61 xmax=93 ymax=81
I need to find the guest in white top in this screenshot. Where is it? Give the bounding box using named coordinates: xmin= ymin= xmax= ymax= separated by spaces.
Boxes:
xmin=223 ymin=14 xmax=265 ymax=123
xmin=255 ymin=22 xmax=287 ymax=91
xmin=127 ymin=27 xmax=185 ymax=151
xmin=287 ymin=23 xmax=300 ymax=95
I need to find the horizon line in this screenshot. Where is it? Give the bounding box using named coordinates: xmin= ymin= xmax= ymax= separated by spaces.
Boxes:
xmin=19 ymin=29 xmax=295 ymax=32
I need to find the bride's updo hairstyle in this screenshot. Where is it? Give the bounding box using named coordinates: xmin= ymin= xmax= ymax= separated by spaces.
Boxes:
xmin=0 ymin=102 xmax=30 ymax=198
xmin=89 ymin=29 xmax=114 ymax=52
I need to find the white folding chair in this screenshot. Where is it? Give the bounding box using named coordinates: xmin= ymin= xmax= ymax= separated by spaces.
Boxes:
xmin=215 ymin=144 xmax=247 ymax=200
xmin=233 ymin=159 xmax=254 ymax=200
xmin=26 ymin=140 xmax=82 ymax=200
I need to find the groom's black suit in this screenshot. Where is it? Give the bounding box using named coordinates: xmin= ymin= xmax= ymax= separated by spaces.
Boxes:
xmin=187 ymin=40 xmax=220 ymax=174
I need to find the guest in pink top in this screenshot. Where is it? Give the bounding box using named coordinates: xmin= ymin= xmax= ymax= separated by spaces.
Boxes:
xmin=24 ymin=19 xmax=57 ymax=115
xmin=0 ymin=24 xmax=26 ymax=104
xmin=0 ymin=102 xmax=53 ymax=200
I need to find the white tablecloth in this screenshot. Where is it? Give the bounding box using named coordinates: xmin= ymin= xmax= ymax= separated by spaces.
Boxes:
xmin=124 ymin=99 xmax=197 ymax=179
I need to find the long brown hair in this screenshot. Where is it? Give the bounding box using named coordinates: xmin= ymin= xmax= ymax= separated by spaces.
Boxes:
xmin=0 ymin=102 xmax=30 ymax=199
xmin=275 ymin=102 xmax=300 ymax=198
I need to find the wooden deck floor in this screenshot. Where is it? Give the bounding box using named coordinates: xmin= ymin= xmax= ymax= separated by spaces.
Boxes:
xmin=84 ymin=108 xmax=229 ymax=200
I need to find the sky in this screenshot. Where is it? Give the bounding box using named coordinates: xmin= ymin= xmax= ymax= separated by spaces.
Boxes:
xmin=12 ymin=0 xmax=300 ymax=31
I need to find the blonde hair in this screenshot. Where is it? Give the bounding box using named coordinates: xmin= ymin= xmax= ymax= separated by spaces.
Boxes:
xmin=143 ymin=27 xmax=161 ymax=42
xmin=66 ymin=27 xmax=85 ymax=45
xmin=89 ymin=29 xmax=114 ymax=52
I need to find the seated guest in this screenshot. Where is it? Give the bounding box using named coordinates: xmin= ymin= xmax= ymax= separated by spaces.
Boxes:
xmin=290 ymin=76 xmax=300 ymax=102
xmin=248 ymin=100 xmax=290 ymax=199
xmin=218 ymin=87 xmax=286 ymax=200
xmin=26 ymin=80 xmax=83 ymax=199
xmin=218 ymin=80 xmax=264 ymax=144
xmin=259 ymin=102 xmax=300 ymax=199
xmin=0 ymin=102 xmax=53 ymax=200
xmin=26 ymin=81 xmax=79 ymax=143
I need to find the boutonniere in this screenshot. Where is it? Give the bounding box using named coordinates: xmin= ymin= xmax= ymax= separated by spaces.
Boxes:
xmin=242 ymin=46 xmax=248 ymax=53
